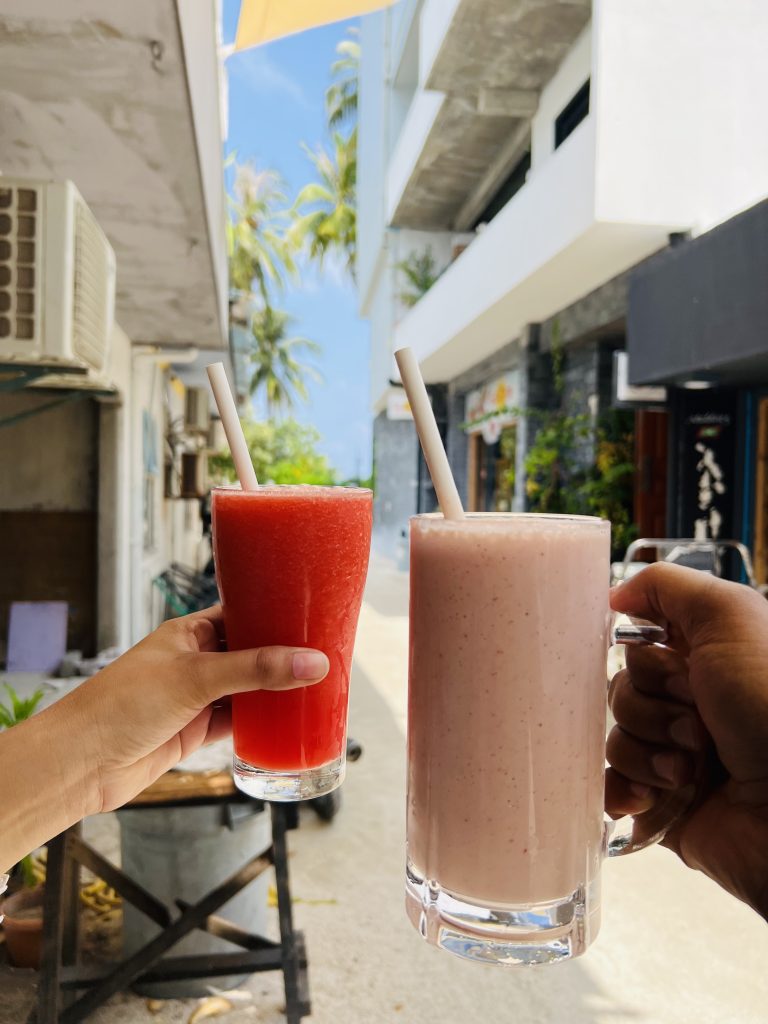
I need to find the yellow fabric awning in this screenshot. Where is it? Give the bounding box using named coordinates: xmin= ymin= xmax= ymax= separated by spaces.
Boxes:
xmin=234 ymin=0 xmax=400 ymax=51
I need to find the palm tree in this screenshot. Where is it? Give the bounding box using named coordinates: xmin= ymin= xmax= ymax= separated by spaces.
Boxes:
xmin=248 ymin=306 xmax=322 ymax=417
xmin=326 ymin=33 xmax=360 ymax=129
xmin=227 ymin=162 xmax=295 ymax=308
xmin=291 ymin=129 xmax=357 ymax=276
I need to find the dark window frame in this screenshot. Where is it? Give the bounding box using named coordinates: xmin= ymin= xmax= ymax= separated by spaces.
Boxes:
xmin=473 ymin=150 xmax=532 ymax=229
xmin=554 ymin=79 xmax=590 ymax=149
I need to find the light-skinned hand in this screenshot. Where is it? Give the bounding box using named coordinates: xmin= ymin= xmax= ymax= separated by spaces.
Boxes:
xmin=0 ymin=606 xmax=328 ymax=871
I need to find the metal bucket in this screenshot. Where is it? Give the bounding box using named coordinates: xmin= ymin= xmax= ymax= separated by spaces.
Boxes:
xmin=117 ymin=801 xmax=271 ymax=998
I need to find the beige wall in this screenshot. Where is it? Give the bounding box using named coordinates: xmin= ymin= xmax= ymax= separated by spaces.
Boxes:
xmin=0 ymin=390 xmax=98 ymax=512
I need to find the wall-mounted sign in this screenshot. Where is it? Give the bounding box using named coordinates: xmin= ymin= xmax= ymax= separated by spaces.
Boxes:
xmin=464 ymin=370 xmax=520 ymax=445
xmin=386 ymin=389 xmax=413 ymax=421
xmin=676 ymin=390 xmax=737 ymax=540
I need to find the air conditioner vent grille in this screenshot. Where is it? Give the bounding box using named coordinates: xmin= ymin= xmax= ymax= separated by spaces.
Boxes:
xmin=72 ymin=199 xmax=111 ymax=371
xmin=0 ymin=185 xmax=40 ymax=345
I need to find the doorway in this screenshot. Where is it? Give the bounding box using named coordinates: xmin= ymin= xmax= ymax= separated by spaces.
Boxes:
xmin=634 ymin=409 xmax=668 ymax=538
xmin=468 ymin=426 xmax=517 ymax=512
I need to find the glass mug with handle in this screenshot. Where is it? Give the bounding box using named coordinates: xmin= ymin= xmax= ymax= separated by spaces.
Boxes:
xmin=406 ymin=513 xmax=690 ymax=966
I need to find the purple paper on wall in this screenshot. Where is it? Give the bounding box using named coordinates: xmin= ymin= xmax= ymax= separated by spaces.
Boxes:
xmin=6 ymin=601 xmax=68 ymax=673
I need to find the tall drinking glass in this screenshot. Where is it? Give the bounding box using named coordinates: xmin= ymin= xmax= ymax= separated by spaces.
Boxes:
xmin=212 ymin=485 xmax=373 ymax=801
xmin=406 ymin=513 xmax=671 ymax=966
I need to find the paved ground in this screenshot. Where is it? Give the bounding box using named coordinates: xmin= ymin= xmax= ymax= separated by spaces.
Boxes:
xmin=2 ymin=556 xmax=765 ymax=1023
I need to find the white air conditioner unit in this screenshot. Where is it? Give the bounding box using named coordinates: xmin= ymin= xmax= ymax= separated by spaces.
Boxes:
xmin=0 ymin=177 xmax=116 ymax=373
xmin=185 ymin=386 xmax=210 ymax=434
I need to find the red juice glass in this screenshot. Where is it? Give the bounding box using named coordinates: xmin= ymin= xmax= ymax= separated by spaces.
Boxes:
xmin=211 ymin=485 xmax=373 ymax=801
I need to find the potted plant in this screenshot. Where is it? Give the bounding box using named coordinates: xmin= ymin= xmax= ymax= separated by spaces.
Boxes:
xmin=396 ymin=247 xmax=441 ymax=309
xmin=0 ymin=684 xmax=46 ymax=968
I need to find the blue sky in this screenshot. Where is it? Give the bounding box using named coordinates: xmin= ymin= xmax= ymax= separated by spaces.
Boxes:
xmin=222 ymin=1 xmax=372 ymax=481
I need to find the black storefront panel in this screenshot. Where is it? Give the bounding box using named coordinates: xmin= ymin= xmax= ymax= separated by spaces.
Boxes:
xmin=670 ymin=389 xmax=740 ymax=542
xmin=628 ymin=198 xmax=768 ymax=387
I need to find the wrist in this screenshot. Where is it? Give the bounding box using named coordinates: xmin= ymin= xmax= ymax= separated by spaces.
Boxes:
xmin=0 ymin=697 xmax=94 ymax=871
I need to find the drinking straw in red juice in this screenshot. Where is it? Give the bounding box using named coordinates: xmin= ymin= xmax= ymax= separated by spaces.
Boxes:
xmin=212 ymin=484 xmax=372 ymax=800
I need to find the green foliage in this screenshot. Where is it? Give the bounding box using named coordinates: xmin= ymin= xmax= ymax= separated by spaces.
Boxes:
xmin=524 ymin=404 xmax=637 ymax=558
xmin=19 ymin=855 xmax=37 ymax=888
xmin=580 ymin=409 xmax=638 ymax=557
xmin=248 ymin=306 xmax=321 ymax=416
xmin=0 ymin=683 xmax=44 ymax=728
xmin=0 ymin=684 xmax=45 ymax=888
xmin=294 ymin=33 xmax=359 ymax=276
xmin=339 ymin=472 xmax=374 ymax=491
xmin=524 ymin=410 xmax=592 ymax=515
xmin=396 ymin=248 xmax=441 ymax=308
xmin=291 ymin=130 xmax=357 ymax=276
xmin=326 ymin=33 xmax=360 ymax=129
xmin=209 ymin=419 xmax=336 ymax=487
xmin=227 ymin=163 xmax=296 ymax=305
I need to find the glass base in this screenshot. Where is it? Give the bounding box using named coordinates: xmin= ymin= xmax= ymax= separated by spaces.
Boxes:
xmin=233 ymin=752 xmax=345 ymax=802
xmin=405 ymin=861 xmax=596 ymax=966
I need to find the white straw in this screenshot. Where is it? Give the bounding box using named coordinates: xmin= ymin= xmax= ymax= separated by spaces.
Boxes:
xmin=395 ymin=347 xmax=464 ymax=521
xmin=206 ymin=362 xmax=259 ymax=492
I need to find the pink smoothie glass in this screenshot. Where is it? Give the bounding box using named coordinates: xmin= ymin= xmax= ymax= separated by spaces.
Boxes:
xmin=406 ymin=513 xmax=672 ymax=966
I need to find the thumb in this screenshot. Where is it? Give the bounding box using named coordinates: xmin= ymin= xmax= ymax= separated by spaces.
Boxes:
xmin=609 ymin=562 xmax=745 ymax=651
xmin=184 ymin=646 xmax=330 ymax=707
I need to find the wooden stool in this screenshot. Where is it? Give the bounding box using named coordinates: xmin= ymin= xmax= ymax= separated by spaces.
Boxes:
xmin=32 ymin=771 xmax=309 ymax=1024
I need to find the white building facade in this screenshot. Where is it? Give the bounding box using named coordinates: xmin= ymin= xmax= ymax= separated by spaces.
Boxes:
xmin=358 ymin=0 xmax=768 ymax=557
xmin=0 ymin=0 xmax=230 ymax=658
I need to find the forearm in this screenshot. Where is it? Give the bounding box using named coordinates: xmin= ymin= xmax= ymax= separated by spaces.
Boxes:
xmin=0 ymin=697 xmax=95 ymax=872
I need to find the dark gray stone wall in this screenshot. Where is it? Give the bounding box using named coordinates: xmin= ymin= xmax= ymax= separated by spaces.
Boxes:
xmin=445 ymin=388 xmax=470 ymax=508
xmin=372 ymin=410 xmax=419 ymax=561
xmin=538 ymin=272 xmax=630 ymax=350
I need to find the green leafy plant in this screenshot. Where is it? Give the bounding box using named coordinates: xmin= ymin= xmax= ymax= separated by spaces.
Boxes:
xmin=509 ymin=321 xmax=637 ymax=556
xmin=524 ymin=403 xmax=637 ymax=557
xmin=396 ymin=248 xmax=441 ymax=308
xmin=579 ymin=409 xmax=637 ymax=557
xmin=0 ymin=683 xmax=44 ymax=728
xmin=209 ymin=418 xmax=336 ymax=487
xmin=524 ymin=410 xmax=592 ymax=514
xmin=0 ymin=684 xmax=45 ymax=888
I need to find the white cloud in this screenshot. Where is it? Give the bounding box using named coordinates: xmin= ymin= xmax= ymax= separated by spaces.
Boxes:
xmin=227 ymin=49 xmax=309 ymax=107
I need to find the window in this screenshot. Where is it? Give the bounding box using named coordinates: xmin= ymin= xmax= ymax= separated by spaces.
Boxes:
xmin=554 ymin=79 xmax=590 ymax=149
xmin=473 ymin=151 xmax=531 ymax=229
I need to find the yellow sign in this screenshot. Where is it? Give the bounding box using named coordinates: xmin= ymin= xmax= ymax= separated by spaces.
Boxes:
xmin=465 ymin=371 xmax=520 ymax=445
xmin=235 ymin=0 xmax=401 ymax=50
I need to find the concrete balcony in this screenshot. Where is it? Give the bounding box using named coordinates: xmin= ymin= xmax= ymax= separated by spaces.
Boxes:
xmin=384 ymin=0 xmax=768 ymax=389
xmin=0 ymin=0 xmax=228 ymax=349
xmin=389 ymin=0 xmax=590 ymax=230
xmin=392 ymin=116 xmax=679 ymax=383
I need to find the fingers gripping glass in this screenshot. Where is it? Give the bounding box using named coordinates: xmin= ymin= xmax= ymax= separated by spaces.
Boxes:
xmin=607 ymin=617 xmax=697 ymax=858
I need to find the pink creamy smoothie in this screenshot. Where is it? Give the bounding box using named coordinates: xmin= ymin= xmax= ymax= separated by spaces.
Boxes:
xmin=407 ymin=514 xmax=610 ymax=907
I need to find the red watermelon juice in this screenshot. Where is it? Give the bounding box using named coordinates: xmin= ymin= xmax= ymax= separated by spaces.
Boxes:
xmin=212 ymin=485 xmax=372 ymax=800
